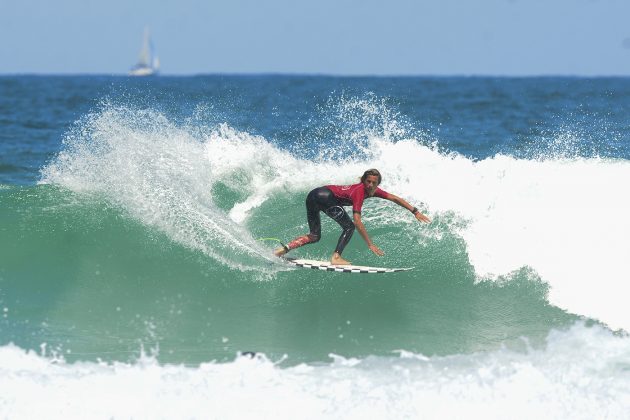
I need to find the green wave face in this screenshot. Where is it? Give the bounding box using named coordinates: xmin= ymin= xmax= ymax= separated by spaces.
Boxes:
xmin=0 ymin=184 xmax=574 ymax=364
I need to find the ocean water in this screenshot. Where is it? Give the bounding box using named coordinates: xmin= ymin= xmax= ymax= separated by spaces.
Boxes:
xmin=1 ymin=75 xmax=630 ymax=418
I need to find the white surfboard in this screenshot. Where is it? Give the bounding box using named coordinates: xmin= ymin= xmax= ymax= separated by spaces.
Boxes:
xmin=284 ymin=257 xmax=412 ymax=274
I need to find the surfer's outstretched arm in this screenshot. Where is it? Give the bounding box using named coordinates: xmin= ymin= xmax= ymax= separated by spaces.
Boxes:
xmin=353 ymin=212 xmax=384 ymax=256
xmin=386 ymin=194 xmax=431 ymax=223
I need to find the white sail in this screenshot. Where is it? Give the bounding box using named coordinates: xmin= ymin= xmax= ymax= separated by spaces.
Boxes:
xmin=129 ymin=27 xmax=159 ymax=76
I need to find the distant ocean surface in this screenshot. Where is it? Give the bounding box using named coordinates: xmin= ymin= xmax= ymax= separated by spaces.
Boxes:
xmin=1 ymin=75 xmax=630 ymax=418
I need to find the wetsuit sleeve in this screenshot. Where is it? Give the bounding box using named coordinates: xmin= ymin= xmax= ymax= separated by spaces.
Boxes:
xmin=351 ymin=187 xmax=365 ymax=213
xmin=374 ymin=187 xmax=389 ymax=199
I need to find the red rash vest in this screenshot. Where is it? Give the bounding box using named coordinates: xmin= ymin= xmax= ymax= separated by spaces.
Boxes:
xmin=325 ymin=183 xmax=389 ymax=213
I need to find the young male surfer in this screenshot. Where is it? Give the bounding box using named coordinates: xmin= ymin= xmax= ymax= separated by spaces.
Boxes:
xmin=274 ymin=169 xmax=431 ymax=265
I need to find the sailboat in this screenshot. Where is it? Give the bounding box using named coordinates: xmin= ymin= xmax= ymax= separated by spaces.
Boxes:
xmin=129 ymin=27 xmax=160 ymax=76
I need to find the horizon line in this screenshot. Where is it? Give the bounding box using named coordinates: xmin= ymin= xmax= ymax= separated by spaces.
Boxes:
xmin=2 ymin=71 xmax=630 ymax=78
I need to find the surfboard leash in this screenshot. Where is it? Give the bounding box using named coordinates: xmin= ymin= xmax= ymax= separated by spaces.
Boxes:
xmin=257 ymin=237 xmax=289 ymax=252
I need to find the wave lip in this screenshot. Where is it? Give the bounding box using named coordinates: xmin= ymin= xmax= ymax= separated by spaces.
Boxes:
xmin=40 ymin=106 xmax=279 ymax=272
xmin=359 ymin=136 xmax=630 ymax=332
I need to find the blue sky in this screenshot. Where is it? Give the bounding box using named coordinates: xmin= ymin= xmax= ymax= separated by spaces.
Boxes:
xmin=1 ymin=0 xmax=630 ymax=75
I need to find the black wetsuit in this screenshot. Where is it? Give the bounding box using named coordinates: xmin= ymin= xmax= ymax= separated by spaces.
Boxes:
xmin=286 ymin=187 xmax=355 ymax=254
xmin=307 ymin=187 xmax=356 ymax=254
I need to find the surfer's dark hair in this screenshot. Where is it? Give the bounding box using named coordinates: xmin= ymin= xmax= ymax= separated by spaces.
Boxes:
xmin=361 ymin=169 xmax=382 ymax=185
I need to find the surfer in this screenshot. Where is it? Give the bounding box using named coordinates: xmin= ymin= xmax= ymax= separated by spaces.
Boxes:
xmin=274 ymin=169 xmax=430 ymax=265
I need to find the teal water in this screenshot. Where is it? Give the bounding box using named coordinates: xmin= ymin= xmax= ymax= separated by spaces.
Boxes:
xmin=1 ymin=76 xmax=630 ymax=417
xmin=0 ymin=184 xmax=573 ymax=364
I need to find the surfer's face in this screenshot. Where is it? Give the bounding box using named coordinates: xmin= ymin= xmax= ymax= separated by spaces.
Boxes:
xmin=363 ymin=175 xmax=380 ymax=196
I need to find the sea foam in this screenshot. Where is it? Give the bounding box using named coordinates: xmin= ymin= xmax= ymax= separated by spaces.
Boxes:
xmin=1 ymin=323 xmax=628 ymax=419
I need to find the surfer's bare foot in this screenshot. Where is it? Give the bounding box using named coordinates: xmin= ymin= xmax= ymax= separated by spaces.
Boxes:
xmin=274 ymin=246 xmax=288 ymax=257
xmin=331 ymin=252 xmax=351 ymax=265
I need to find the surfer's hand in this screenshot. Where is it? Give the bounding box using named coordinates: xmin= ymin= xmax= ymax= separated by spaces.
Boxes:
xmin=415 ymin=212 xmax=431 ymax=223
xmin=369 ymin=244 xmax=384 ymax=256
